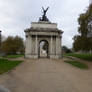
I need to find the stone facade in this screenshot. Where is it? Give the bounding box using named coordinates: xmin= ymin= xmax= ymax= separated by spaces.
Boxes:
xmin=24 ymin=21 xmax=63 ymax=59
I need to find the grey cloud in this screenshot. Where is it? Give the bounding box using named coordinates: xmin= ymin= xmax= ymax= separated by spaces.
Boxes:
xmin=0 ymin=0 xmax=89 ymax=48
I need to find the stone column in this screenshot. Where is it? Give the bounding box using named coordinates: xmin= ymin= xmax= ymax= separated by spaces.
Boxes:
xmin=35 ymin=35 xmax=38 ymax=54
xmin=30 ymin=35 xmax=32 ymax=54
xmin=58 ymin=36 xmax=62 ymax=54
xmin=25 ymin=35 xmax=31 ymax=55
xmin=60 ymin=36 xmax=62 ymax=58
xmin=56 ymin=36 xmax=59 ymax=55
xmin=51 ymin=36 xmax=53 ymax=54
xmin=56 ymin=36 xmax=62 ymax=58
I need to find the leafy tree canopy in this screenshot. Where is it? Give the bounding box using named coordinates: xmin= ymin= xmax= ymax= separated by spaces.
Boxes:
xmin=73 ymin=4 xmax=92 ymax=52
xmin=1 ymin=36 xmax=24 ymax=54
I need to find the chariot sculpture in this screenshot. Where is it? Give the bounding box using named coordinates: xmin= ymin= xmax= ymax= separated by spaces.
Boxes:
xmin=39 ymin=7 xmax=49 ymax=21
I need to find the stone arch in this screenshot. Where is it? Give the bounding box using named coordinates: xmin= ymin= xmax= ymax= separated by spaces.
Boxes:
xmin=25 ymin=22 xmax=63 ymax=59
xmin=38 ymin=39 xmax=49 ymax=58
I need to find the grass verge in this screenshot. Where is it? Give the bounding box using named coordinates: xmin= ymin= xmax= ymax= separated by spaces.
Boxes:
xmin=65 ymin=53 xmax=92 ymax=61
xmin=65 ymin=60 xmax=88 ymax=69
xmin=5 ymin=54 xmax=24 ymax=58
xmin=0 ymin=58 xmax=23 ymax=74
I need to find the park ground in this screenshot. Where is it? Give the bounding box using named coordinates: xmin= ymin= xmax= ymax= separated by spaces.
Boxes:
xmin=0 ymin=57 xmax=92 ymax=92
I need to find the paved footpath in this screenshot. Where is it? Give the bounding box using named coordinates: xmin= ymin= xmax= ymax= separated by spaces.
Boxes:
xmin=0 ymin=59 xmax=92 ymax=92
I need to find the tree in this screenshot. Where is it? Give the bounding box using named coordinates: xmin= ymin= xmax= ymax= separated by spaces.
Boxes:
xmin=1 ymin=36 xmax=24 ymax=54
xmin=13 ymin=36 xmax=24 ymax=54
xmin=73 ymin=4 xmax=92 ymax=52
xmin=62 ymin=46 xmax=72 ymax=53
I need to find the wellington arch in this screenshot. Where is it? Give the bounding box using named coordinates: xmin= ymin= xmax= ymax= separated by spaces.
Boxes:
xmin=24 ymin=7 xmax=63 ymax=59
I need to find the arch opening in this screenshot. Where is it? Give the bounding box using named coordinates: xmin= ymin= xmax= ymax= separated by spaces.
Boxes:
xmin=38 ymin=40 xmax=49 ymax=58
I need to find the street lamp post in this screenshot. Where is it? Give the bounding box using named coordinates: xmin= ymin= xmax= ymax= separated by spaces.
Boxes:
xmin=0 ymin=30 xmax=2 ymax=55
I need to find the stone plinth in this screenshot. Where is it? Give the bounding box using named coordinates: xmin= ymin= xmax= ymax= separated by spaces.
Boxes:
xmin=31 ymin=22 xmax=57 ymax=29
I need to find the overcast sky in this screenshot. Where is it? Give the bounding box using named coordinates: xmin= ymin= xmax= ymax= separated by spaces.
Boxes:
xmin=0 ymin=0 xmax=89 ymax=48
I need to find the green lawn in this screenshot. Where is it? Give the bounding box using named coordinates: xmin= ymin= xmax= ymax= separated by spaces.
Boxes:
xmin=6 ymin=54 xmax=24 ymax=58
xmin=0 ymin=58 xmax=23 ymax=74
xmin=65 ymin=53 xmax=92 ymax=61
xmin=65 ymin=60 xmax=88 ymax=69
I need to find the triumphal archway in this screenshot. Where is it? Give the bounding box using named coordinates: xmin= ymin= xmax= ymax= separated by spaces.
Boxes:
xmin=24 ymin=7 xmax=63 ymax=59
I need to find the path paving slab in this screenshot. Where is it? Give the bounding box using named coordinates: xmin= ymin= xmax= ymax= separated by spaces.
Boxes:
xmin=0 ymin=58 xmax=92 ymax=92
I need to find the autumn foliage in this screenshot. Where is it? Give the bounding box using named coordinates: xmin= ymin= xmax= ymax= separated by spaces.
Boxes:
xmin=1 ymin=36 xmax=24 ymax=54
xmin=73 ymin=4 xmax=92 ymax=52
